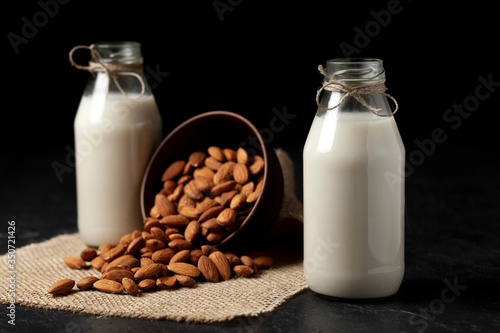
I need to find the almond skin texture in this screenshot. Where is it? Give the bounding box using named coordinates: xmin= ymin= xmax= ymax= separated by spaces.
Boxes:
xmin=102 ymin=269 xmax=135 ymax=283
xmin=168 ymin=239 xmax=194 ymax=252
xmin=93 ymin=279 xmax=124 ymax=293
xmin=64 ymin=256 xmax=86 ymax=269
xmin=162 ymin=160 xmax=186 ymax=181
xmin=216 ymin=208 xmax=237 ymax=226
xmin=236 ymin=147 xmax=249 ymax=164
xmin=152 ymin=248 xmax=176 ymax=264
xmin=252 ymin=255 xmax=273 ymax=269
xmin=122 ymin=278 xmax=139 ymax=295
xmin=198 ymin=255 xmax=219 ymax=282
xmin=160 ymin=214 xmax=190 ymax=228
xmin=102 ymin=244 xmax=127 ymax=262
xmin=48 ymin=279 xmax=75 ymax=295
xmin=208 ymin=146 xmax=225 ymax=161
xmin=134 ymin=263 xmax=164 ymax=280
xmin=209 ymin=251 xmax=232 ymax=281
xmin=80 ymin=248 xmax=97 ymax=261
xmin=155 ymin=194 xmax=177 ymax=217
xmin=198 ymin=206 xmax=225 ymax=223
xmin=234 ymin=265 xmax=254 ymax=276
xmin=138 ymin=279 xmax=156 ymax=291
xmin=76 ymin=276 xmax=99 ymax=290
xmin=167 ymin=262 xmax=201 ymax=278
xmin=233 ymin=163 xmax=249 ymax=184
xmin=169 ymin=249 xmax=191 ymax=264
xmin=189 ymin=151 xmax=207 ymax=167
xmin=184 ymin=221 xmax=200 ymax=243
xmin=176 ymin=275 xmax=196 ymax=287
xmin=157 ymin=276 xmax=178 ymax=289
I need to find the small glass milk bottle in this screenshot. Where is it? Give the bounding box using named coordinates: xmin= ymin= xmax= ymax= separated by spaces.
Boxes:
xmin=70 ymin=42 xmax=162 ymax=247
xmin=303 ymin=58 xmax=405 ymax=299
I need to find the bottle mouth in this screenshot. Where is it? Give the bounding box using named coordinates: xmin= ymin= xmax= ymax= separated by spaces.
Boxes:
xmin=94 ymin=41 xmax=143 ymax=64
xmin=325 ymin=58 xmax=385 ymax=83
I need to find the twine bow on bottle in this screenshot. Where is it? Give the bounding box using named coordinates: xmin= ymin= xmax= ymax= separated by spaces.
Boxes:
xmin=68 ymin=44 xmax=145 ymax=100
xmin=315 ymin=65 xmax=398 ymax=117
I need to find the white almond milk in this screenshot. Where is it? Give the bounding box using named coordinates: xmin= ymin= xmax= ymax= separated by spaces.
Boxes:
xmin=303 ymin=111 xmax=405 ymax=299
xmin=74 ymin=94 xmax=162 ymax=247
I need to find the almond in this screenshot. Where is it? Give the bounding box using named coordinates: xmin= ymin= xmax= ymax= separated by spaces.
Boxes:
xmin=157 ymin=275 xmax=177 ymax=289
xmin=149 ymin=227 xmax=170 ymax=243
xmin=240 ymin=181 xmax=255 ymax=197
xmin=230 ymin=193 xmax=247 ymax=210
xmin=197 ymin=255 xmax=219 ymax=282
xmin=204 ymin=156 xmax=222 ymax=170
xmin=160 ymin=214 xmax=190 ymax=228
xmin=184 ymin=220 xmax=200 ymax=242
xmin=161 ymin=160 xmax=185 ymax=181
xmin=77 ymin=276 xmax=99 ymax=290
xmin=108 ymin=254 xmax=139 ymax=269
xmin=178 ymin=194 xmax=196 ymax=209
xmin=208 ymin=251 xmax=232 ymax=281
xmin=93 ymin=279 xmax=124 ymax=293
xmin=138 ymin=278 xmax=156 ymax=291
xmin=170 ymin=184 xmax=184 ymax=201
xmin=151 ymin=248 xmax=175 ymax=264
xmin=193 ymin=166 xmax=215 ymax=181
xmin=206 ymin=231 xmax=226 ymax=244
xmin=240 ymin=255 xmax=254 ymax=267
xmin=134 ymin=263 xmax=164 ymax=280
xmin=126 ymin=237 xmax=145 ymax=255
xmin=178 ymin=206 xmax=201 ymax=220
xmin=216 ymin=208 xmax=237 ymax=226
xmin=194 ymin=175 xmax=212 ymax=193
xmin=196 ymin=197 xmax=218 ymax=214
xmin=246 ymin=190 xmax=261 ymax=204
xmin=210 ymin=180 xmax=237 ymax=197
xmin=48 ymin=278 xmax=75 ymax=295
xmin=145 ymin=239 xmax=166 ymax=252
xmin=252 ymin=255 xmax=273 ymax=269
xmin=169 ymin=249 xmax=191 ymax=264
xmin=143 ymin=218 xmax=162 ymax=232
xmin=201 ymin=218 xmax=224 ymax=232
xmin=102 ymin=268 xmax=135 ymax=283
xmin=220 ymin=190 xmax=238 ymax=206
xmin=224 ymin=252 xmax=241 ymax=266
xmin=163 ymin=179 xmax=177 ymax=194
xmin=208 ymin=146 xmax=225 ymax=161
xmin=190 ymin=249 xmax=203 ymax=265
xmin=198 ymin=205 xmax=225 ymax=223
xmin=184 ymin=180 xmax=204 ymax=200
xmin=188 ymin=151 xmax=206 ymax=167
xmin=213 ymin=161 xmax=235 ymax=185
xmin=168 ymin=239 xmax=194 ymax=252
xmin=64 ymin=256 xmax=86 ymax=269
xmin=80 ymin=248 xmax=97 ymax=261
xmin=98 ymin=243 xmax=115 ymax=254
xmin=249 ymin=155 xmax=264 ymax=175
xmin=234 ymin=264 xmax=254 ymax=276
xmin=150 ymin=205 xmax=161 ymax=218
xmin=236 ymin=147 xmax=249 ymax=164
xmin=122 ymin=277 xmax=139 ymax=295
xmin=222 ymin=148 xmax=237 ymax=161
xmin=233 ymin=163 xmax=249 ymax=184
xmin=91 ymin=256 xmax=105 ymax=271
xmin=176 ymin=275 xmax=196 ymax=287
xmin=176 ymin=175 xmax=192 ymax=185
xmin=155 ymin=194 xmax=177 ymax=217
xmin=167 ymin=262 xmax=201 ymax=278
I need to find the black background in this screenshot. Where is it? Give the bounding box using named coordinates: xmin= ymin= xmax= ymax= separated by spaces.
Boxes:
xmin=2 ymin=0 xmax=500 ymax=331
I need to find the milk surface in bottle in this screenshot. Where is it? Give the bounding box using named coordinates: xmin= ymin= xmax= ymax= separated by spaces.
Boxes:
xmin=303 ymin=58 xmax=405 ymax=299
xmin=72 ymin=42 xmax=162 ymax=247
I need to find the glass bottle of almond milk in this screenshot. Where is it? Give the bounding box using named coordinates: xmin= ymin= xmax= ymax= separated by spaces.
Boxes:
xmin=72 ymin=42 xmax=162 ymax=247
xmin=303 ymin=58 xmax=405 ymax=299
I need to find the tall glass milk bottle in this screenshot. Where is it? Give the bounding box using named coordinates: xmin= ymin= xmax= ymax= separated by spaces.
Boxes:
xmin=72 ymin=42 xmax=162 ymax=247
xmin=303 ymin=58 xmax=405 ymax=299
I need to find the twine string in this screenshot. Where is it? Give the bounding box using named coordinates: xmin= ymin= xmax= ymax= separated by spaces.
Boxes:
xmin=68 ymin=44 xmax=145 ymax=100
xmin=315 ymin=64 xmax=398 ymax=117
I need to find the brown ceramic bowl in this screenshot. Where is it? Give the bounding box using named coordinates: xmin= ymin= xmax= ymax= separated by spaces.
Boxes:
xmin=141 ymin=111 xmax=284 ymax=249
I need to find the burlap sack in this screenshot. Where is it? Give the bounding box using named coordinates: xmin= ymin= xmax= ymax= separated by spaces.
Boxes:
xmin=0 ymin=149 xmax=306 ymax=322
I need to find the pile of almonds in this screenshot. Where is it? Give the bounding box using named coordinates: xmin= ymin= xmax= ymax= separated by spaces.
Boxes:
xmin=48 ymin=146 xmax=273 ymax=296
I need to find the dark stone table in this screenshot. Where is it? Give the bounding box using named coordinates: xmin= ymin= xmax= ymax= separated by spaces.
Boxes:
xmin=1 ymin=142 xmax=499 ymax=332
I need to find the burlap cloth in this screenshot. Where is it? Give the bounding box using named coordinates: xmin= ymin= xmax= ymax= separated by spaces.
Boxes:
xmin=0 ymin=149 xmax=306 ymax=322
